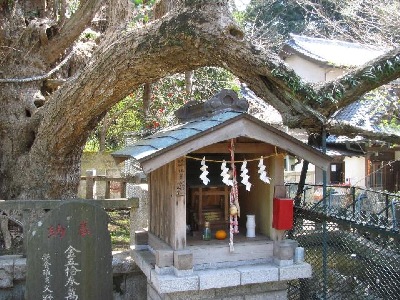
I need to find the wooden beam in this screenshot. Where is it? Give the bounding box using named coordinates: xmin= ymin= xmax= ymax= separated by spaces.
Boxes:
xmin=193 ymin=143 xmax=275 ymax=154
xmin=171 ymin=157 xmax=186 ymax=250
xmin=0 ymin=198 xmax=139 ymax=210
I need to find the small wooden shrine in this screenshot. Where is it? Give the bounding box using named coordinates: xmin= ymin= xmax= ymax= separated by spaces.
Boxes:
xmin=113 ymin=89 xmax=332 ymax=299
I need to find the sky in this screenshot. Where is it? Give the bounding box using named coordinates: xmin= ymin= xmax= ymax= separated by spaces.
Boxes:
xmin=234 ymin=0 xmax=250 ymax=11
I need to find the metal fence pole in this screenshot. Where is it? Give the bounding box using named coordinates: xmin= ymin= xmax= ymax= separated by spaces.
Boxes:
xmin=385 ymin=194 xmax=389 ymax=224
xmin=322 ymin=129 xmax=328 ymax=300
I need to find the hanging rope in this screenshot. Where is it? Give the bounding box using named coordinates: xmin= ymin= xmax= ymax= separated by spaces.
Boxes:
xmin=228 ymin=139 xmax=240 ymax=252
xmin=185 ymin=147 xmax=285 ymax=164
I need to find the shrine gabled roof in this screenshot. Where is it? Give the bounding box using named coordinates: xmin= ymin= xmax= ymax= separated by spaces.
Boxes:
xmin=112 ymin=111 xmax=242 ymax=162
xmin=281 ymin=34 xmax=388 ymax=68
xmin=112 ymin=110 xmax=332 ymax=174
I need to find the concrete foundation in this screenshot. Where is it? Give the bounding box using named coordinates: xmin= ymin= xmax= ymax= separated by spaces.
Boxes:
xmin=147 ymin=281 xmax=288 ymax=300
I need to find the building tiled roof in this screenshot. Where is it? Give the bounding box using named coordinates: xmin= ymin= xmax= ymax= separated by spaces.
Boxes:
xmin=241 ymin=86 xmax=283 ymax=125
xmin=328 ymin=87 xmax=400 ymax=143
xmin=279 ymin=34 xmax=400 ymax=142
xmin=282 ymin=34 xmax=388 ymax=67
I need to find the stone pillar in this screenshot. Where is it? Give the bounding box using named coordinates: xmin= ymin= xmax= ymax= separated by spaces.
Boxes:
xmin=86 ymin=169 xmax=97 ymax=199
xmin=128 ymin=184 xmax=149 ymax=245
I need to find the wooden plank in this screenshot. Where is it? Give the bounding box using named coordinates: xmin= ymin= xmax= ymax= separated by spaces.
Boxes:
xmin=105 ymin=181 xmax=111 ymax=199
xmin=189 ymin=240 xmax=274 ymax=265
xmin=0 ymin=198 xmax=138 ymax=210
xmin=171 ymin=157 xmax=186 ymax=250
xmin=148 ymin=158 xmax=187 ymax=250
xmin=97 ymin=198 xmax=139 ymax=209
xmin=162 ymin=163 xmax=168 ymax=242
xmin=149 ymin=174 xmax=155 ymax=234
xmin=148 ymin=232 xmax=173 ymax=251
xmin=193 ymin=142 xmax=275 ymax=154
xmin=224 ymin=186 xmax=229 ymax=222
xmin=198 ymin=188 xmax=203 ymax=227
xmin=121 ymin=182 xmax=127 ymax=198
xmin=85 ymin=170 xmax=95 ymax=199
xmin=192 ymin=189 xmax=231 ymax=196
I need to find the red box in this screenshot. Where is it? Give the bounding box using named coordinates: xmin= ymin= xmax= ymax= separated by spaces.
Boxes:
xmin=272 ymin=198 xmax=294 ymax=230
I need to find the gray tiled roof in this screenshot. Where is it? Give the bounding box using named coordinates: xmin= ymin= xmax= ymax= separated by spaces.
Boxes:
xmin=280 ymin=34 xmax=400 ymax=141
xmin=283 ymin=34 xmax=388 ymax=67
xmin=327 ymin=87 xmax=400 ymax=143
xmin=112 ymin=111 xmax=242 ymax=161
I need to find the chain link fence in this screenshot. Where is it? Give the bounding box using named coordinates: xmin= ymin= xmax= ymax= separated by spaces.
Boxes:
xmin=287 ymin=184 xmax=400 ymax=300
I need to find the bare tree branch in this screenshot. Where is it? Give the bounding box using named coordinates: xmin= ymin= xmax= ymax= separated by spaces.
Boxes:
xmin=316 ymin=47 xmax=400 ymax=116
xmin=42 ymin=0 xmax=103 ymax=63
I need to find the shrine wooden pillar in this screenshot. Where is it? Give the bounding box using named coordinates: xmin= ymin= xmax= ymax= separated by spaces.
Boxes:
xmin=149 ymin=157 xmax=186 ymax=251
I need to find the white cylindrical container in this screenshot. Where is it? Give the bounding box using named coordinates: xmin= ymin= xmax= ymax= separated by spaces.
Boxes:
xmin=294 ymin=247 xmax=305 ymax=263
xmin=246 ymin=215 xmax=256 ymax=237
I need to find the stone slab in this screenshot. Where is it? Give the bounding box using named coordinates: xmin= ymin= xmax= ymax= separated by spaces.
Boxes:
xmin=135 ymin=230 xmax=149 ymax=246
xmin=150 ymin=269 xmax=199 ymax=294
xmin=132 ymin=249 xmax=154 ymax=278
xmin=245 ymin=289 xmax=287 ymax=300
xmin=237 ymin=264 xmax=279 ymax=285
xmin=0 ymin=258 xmax=13 ymax=288
xmin=112 ymin=251 xmax=136 ymax=274
xmin=174 ymin=250 xmax=193 ymax=270
xmin=273 ymin=240 xmax=296 ymax=260
xmin=156 ymin=249 xmax=174 ymax=268
xmin=273 ymin=258 xmax=293 ymax=267
xmin=279 ymin=262 xmax=312 ymax=280
xmin=13 ymin=257 xmax=26 ymax=281
xmin=191 ymin=240 xmax=273 ymax=265
xmin=173 ymin=267 xmax=194 ymax=277
xmin=198 ymin=268 xmax=241 ymax=290
xmin=155 ymin=265 xmax=174 ymax=275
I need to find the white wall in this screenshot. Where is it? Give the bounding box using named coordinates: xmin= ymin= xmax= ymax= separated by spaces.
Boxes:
xmin=395 ymin=150 xmax=400 ymax=160
xmin=325 ymin=68 xmax=346 ymax=81
xmin=344 ymin=156 xmax=366 ymax=187
xmin=285 ymin=56 xmax=324 ymax=82
xmin=285 ymin=53 xmax=366 ymax=188
xmin=285 ymin=56 xmax=345 ymax=83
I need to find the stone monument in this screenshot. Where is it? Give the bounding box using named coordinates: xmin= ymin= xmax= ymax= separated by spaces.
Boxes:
xmin=25 ymin=201 xmax=113 ymax=300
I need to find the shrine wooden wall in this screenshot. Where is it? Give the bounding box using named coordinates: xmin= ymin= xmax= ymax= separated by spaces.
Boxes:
xmin=149 ymin=157 xmax=186 ymax=250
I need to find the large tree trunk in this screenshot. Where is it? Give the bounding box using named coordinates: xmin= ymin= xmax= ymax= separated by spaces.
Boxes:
xmin=0 ymin=0 xmax=102 ymax=199
xmin=0 ymin=0 xmax=399 ymax=200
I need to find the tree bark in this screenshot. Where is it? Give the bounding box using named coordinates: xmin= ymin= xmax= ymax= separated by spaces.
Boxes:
xmin=185 ymin=71 xmax=194 ymax=97
xmin=0 ymin=0 xmax=399 ymax=200
xmin=0 ymin=213 xmax=12 ymax=249
xmin=143 ymin=83 xmax=152 ymax=116
xmin=99 ymin=113 xmax=108 ymax=152
xmin=294 ymin=160 xmax=310 ymax=207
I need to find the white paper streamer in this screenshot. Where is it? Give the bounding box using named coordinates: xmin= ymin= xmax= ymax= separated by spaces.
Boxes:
xmin=258 ymin=157 xmax=271 ymax=184
xmin=221 ymin=160 xmax=233 ymax=186
xmin=200 ymin=157 xmax=210 ymax=185
xmin=240 ymin=160 xmax=252 ymax=191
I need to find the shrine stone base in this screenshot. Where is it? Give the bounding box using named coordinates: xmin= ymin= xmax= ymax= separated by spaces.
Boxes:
xmin=147 ymin=281 xmax=288 ymax=300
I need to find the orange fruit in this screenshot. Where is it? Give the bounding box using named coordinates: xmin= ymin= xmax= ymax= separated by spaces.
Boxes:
xmin=215 ymin=229 xmax=227 ymax=240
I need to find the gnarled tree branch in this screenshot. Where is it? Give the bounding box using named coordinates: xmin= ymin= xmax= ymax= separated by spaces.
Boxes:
xmin=42 ymin=0 xmax=103 ymax=63
xmin=35 ymin=0 xmax=400 ymax=162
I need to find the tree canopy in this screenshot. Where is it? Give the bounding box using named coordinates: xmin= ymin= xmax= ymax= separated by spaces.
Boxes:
xmin=243 ymin=0 xmax=400 ymax=50
xmin=1 ymin=0 xmax=400 ymax=199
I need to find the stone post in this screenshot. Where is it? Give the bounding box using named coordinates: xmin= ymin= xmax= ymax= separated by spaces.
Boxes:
xmin=128 ymin=185 xmax=149 ymax=246
xmin=86 ymin=169 xmax=96 ymax=199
